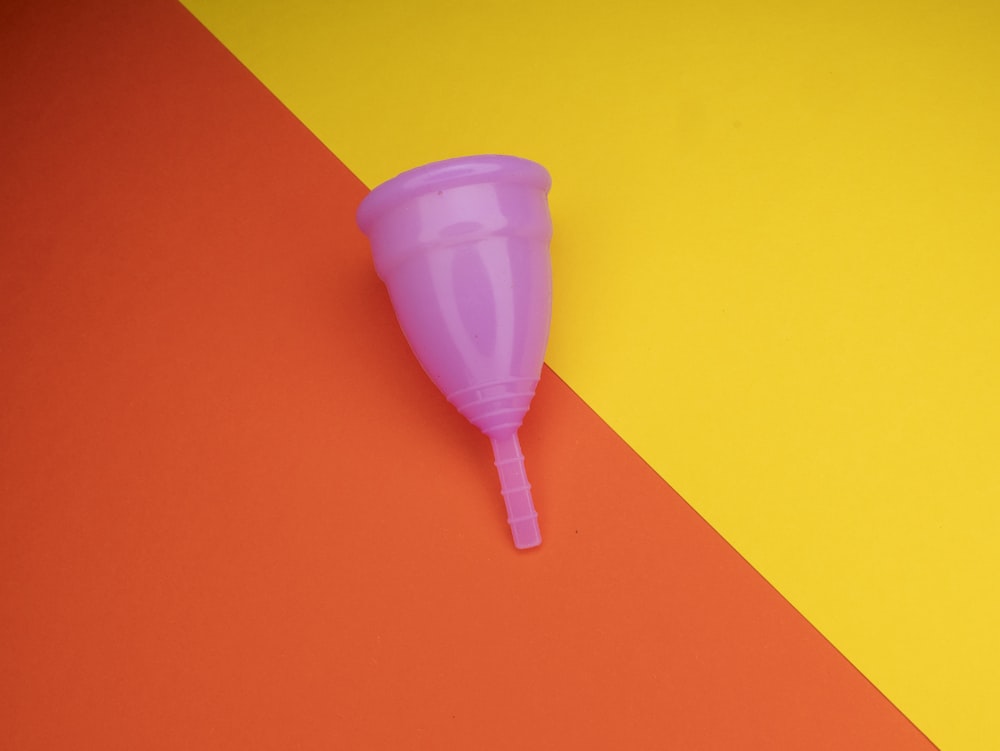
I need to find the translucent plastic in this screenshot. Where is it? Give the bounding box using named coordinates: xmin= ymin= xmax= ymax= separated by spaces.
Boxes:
xmin=356 ymin=155 xmax=553 ymax=549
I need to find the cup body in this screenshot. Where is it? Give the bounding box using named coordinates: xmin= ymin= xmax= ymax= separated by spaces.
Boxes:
xmin=358 ymin=156 xmax=553 ymax=437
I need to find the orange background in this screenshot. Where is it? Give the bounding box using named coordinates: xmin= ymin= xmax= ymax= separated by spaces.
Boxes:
xmin=1 ymin=1 xmax=934 ymax=748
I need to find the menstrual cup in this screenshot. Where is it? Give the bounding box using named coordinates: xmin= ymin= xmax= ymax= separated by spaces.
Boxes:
xmin=356 ymin=155 xmax=553 ymax=549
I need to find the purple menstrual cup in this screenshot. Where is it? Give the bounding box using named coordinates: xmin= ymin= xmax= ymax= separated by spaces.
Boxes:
xmin=356 ymin=155 xmax=553 ymax=549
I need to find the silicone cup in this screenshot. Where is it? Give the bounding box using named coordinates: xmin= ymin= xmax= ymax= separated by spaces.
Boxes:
xmin=356 ymin=155 xmax=553 ymax=549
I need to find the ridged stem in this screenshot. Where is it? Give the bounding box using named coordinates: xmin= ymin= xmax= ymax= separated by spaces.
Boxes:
xmin=490 ymin=431 xmax=541 ymax=549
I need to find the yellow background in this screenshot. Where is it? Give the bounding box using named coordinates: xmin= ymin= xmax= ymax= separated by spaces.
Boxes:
xmin=181 ymin=1 xmax=1000 ymax=747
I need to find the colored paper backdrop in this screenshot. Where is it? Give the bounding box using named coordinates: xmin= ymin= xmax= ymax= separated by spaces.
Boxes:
xmin=3 ymin=0 xmax=996 ymax=748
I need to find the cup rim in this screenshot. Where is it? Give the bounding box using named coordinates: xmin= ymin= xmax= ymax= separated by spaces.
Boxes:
xmin=356 ymin=154 xmax=551 ymax=233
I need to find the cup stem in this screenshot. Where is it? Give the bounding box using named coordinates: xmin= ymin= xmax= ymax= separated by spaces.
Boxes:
xmin=490 ymin=431 xmax=541 ymax=549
